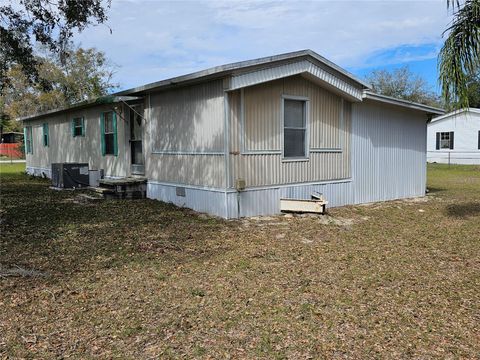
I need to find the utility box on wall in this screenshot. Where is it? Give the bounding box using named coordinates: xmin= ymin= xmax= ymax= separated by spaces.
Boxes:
xmin=51 ymin=163 xmax=89 ymax=188
xmin=88 ymin=169 xmax=104 ymax=187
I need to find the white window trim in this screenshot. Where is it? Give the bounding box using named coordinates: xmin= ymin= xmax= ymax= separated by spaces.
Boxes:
xmin=25 ymin=126 xmax=33 ymax=154
xmin=72 ymin=117 xmax=84 ymax=137
xmin=439 ymin=131 xmax=452 ymax=149
xmin=281 ymin=95 xmax=310 ymax=162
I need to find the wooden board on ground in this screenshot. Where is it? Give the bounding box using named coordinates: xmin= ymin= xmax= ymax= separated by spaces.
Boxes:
xmin=280 ymin=198 xmax=328 ymax=214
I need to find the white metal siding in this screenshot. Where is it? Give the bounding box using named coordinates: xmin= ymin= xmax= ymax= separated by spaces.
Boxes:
xmin=24 ymin=104 xmax=129 ymax=178
xmin=146 ymin=154 xmax=225 ymax=188
xmin=224 ymin=180 xmax=354 ymax=218
xmin=147 ymin=182 xmax=229 ymax=218
xmin=146 ymin=80 xmax=226 ymax=187
xmin=149 ymin=80 xmax=225 ymax=152
xmin=351 ymin=100 xmax=428 ymax=204
xmin=229 ymin=75 xmax=351 ymax=188
xmin=230 ymin=60 xmax=363 ymax=101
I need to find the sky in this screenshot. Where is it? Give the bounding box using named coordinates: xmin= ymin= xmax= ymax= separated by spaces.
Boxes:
xmin=73 ymin=0 xmax=453 ymax=94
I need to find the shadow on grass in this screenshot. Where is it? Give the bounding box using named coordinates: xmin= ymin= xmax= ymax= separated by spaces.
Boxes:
xmin=427 ymin=187 xmax=446 ymax=194
xmin=446 ymin=202 xmax=480 ymax=219
xmin=0 ymin=173 xmax=232 ymax=285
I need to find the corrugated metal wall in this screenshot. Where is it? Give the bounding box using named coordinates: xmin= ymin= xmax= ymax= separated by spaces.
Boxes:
xmin=146 ymin=79 xmax=226 ymax=188
xmin=229 ymin=59 xmax=364 ymax=101
xmin=243 ymin=76 xmax=344 ymax=151
xmin=24 ymin=104 xmax=129 ymax=178
xmin=147 ymin=182 xmax=229 ymax=218
xmin=229 ymin=75 xmax=351 ymax=187
xmin=146 ymin=154 xmax=225 ymax=188
xmin=225 ymin=180 xmax=354 ymax=218
xmin=351 ymin=100 xmax=427 ymax=204
xmin=149 ymin=80 xmax=224 ymax=152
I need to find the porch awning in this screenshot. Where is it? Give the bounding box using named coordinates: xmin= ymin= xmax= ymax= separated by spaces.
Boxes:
xmin=17 ymin=95 xmax=143 ymax=122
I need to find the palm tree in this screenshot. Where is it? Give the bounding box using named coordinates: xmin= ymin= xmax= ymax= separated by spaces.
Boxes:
xmin=438 ymin=0 xmax=480 ymax=108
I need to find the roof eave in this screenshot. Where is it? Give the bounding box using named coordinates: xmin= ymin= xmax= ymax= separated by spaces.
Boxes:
xmin=17 ymin=95 xmax=142 ymax=122
xmin=430 ymin=107 xmax=480 ymax=122
xmin=363 ymin=91 xmax=445 ymax=115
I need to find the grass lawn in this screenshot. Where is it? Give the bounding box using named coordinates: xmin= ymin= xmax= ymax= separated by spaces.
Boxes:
xmin=1 ymin=163 xmax=479 ymax=358
xmin=0 ymin=162 xmax=25 ymax=174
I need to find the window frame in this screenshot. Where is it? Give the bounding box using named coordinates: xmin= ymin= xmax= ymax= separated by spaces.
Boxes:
xmin=42 ymin=123 xmax=49 ymax=147
xmin=436 ymin=131 xmax=454 ymax=150
xmin=24 ymin=126 xmax=33 ymax=154
xmin=281 ymin=95 xmax=310 ymax=162
xmin=71 ymin=117 xmax=85 ymax=137
xmin=100 ymin=111 xmax=118 ymax=156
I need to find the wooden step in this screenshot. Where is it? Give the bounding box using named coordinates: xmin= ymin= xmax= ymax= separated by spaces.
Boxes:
xmin=89 ymin=186 xmax=115 ymax=194
xmin=90 ymin=177 xmax=148 ymax=200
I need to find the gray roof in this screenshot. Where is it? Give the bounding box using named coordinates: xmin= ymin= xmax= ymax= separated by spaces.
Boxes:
xmin=115 ymin=49 xmax=371 ymax=95
xmin=363 ymin=91 xmax=444 ymax=115
xmin=17 ymin=96 xmax=142 ymax=122
xmin=429 ymin=107 xmax=480 ymax=122
xmin=18 ymin=49 xmax=444 ymax=121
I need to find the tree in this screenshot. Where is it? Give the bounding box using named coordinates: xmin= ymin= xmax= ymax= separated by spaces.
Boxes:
xmin=1 ymin=45 xmax=118 ymax=131
xmin=465 ymin=71 xmax=480 ymax=107
xmin=365 ymin=66 xmax=441 ymax=107
xmin=0 ymin=0 xmax=110 ymax=90
xmin=445 ymin=71 xmax=480 ymax=110
xmin=438 ymin=0 xmax=480 ymax=108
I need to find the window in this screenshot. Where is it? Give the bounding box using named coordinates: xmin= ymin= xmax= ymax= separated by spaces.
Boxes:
xmin=42 ymin=123 xmax=49 ymax=147
xmin=283 ymin=98 xmax=307 ymax=158
xmin=72 ymin=117 xmax=85 ymax=137
xmin=436 ymin=131 xmax=454 ymax=150
xmin=478 ymin=131 xmax=480 ymax=150
xmin=101 ymin=111 xmax=117 ymax=156
xmin=24 ymin=126 xmax=33 ymax=154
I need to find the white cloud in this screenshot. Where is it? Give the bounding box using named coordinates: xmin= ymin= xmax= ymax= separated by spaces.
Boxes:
xmin=73 ymin=0 xmax=452 ymax=89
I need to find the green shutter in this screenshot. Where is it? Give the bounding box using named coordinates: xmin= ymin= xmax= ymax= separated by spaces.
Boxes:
xmin=81 ymin=117 xmax=85 ymax=136
xmin=23 ymin=127 xmax=28 ymax=154
xmin=28 ymin=126 xmax=32 ymax=154
xmin=113 ymin=111 xmax=118 ymax=156
xmin=100 ymin=113 xmax=106 ymax=156
xmin=71 ymin=119 xmax=76 ymax=137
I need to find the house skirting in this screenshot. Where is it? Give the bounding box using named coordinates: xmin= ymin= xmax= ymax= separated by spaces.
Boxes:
xmin=147 ymin=181 xmax=232 ymax=218
xmin=147 ymin=179 xmax=354 ymax=219
xmin=427 ymin=151 xmax=480 ymax=165
xmin=23 ymin=172 xmax=424 ymax=218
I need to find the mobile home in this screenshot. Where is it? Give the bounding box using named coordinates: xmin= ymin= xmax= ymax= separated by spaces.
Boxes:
xmin=427 ymin=108 xmax=480 ymax=165
xmin=19 ymin=50 xmax=443 ymax=218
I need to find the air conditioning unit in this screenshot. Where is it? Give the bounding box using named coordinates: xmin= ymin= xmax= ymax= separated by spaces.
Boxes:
xmin=51 ymin=163 xmax=90 ymax=189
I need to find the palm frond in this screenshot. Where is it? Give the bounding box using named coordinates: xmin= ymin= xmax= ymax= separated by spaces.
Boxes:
xmin=439 ymin=0 xmax=480 ymax=108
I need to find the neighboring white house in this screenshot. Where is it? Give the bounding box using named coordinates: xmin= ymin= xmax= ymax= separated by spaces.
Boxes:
xmin=427 ymin=108 xmax=480 ymax=165
xmin=19 ymin=50 xmax=444 ymax=218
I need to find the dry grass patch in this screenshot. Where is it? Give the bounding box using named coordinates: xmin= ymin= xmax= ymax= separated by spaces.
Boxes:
xmin=1 ymin=163 xmax=479 ymax=358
